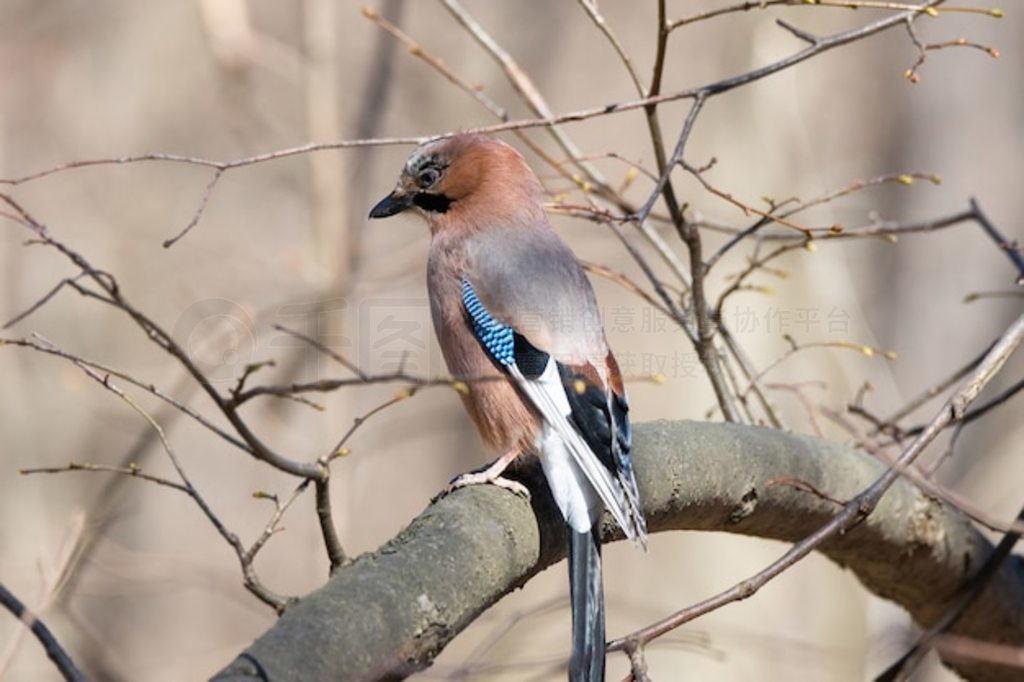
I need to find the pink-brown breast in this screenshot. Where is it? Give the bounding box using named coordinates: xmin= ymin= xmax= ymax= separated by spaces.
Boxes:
xmin=426 ymin=232 xmax=541 ymax=455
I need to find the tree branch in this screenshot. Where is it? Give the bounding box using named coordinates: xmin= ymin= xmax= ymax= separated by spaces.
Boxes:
xmin=0 ymin=583 xmax=86 ymax=682
xmin=214 ymin=421 xmax=1024 ymax=682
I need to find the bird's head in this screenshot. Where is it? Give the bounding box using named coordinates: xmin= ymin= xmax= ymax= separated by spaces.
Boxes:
xmin=368 ymin=133 xmax=544 ymax=231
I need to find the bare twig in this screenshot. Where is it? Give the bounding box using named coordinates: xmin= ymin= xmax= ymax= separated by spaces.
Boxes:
xmin=669 ymin=0 xmax=793 ymax=31
xmin=362 ymin=7 xmax=507 ymax=120
xmin=898 ymin=374 xmax=1024 ymax=439
xmin=325 ymin=393 xmax=411 ymax=459
xmin=739 ymin=337 xmax=895 ymax=401
xmin=767 ymin=476 xmax=846 ymax=507
xmin=822 ymin=405 xmax=1024 ymax=536
xmin=764 ymin=381 xmax=827 ymax=436
xmin=162 ymin=167 xmax=224 ymax=248
xmin=971 ymin=197 xmax=1024 ymax=283
xmin=2 ymin=274 xmax=86 ymax=330
xmin=666 ymin=0 xmax=993 ymax=29
xmin=244 ymin=481 xmax=312 ymax=565
xmin=26 ymin=334 xmax=293 ymax=611
xmin=438 ymin=0 xmax=609 ymax=190
xmin=0 ymin=336 xmax=249 ymax=453
xmin=635 ymin=95 xmax=706 ymax=227
xmin=21 ymin=462 xmax=190 ymax=494
xmin=580 ymin=261 xmax=674 ymax=319
xmin=704 ymin=172 xmax=942 ymax=270
xmin=0 ymin=138 xmax=426 ymax=187
xmin=903 ymin=20 xmax=1000 ymax=84
xmin=0 ymin=583 xmax=86 ymax=682
xmin=0 ymin=192 xmax=321 ymax=480
xmin=681 ymin=158 xmax=814 ymax=238
xmin=576 ymin=0 xmax=646 ymax=96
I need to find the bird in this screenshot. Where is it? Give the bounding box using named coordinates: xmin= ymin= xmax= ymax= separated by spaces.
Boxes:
xmin=369 ymin=133 xmax=646 ymax=681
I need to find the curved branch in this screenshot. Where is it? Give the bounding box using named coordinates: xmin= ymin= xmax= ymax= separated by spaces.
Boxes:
xmin=213 ymin=421 xmax=1024 ymax=682
xmin=0 ymin=582 xmax=85 ymax=681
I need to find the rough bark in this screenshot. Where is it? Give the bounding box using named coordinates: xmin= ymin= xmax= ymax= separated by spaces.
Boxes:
xmin=214 ymin=420 xmax=1024 ymax=681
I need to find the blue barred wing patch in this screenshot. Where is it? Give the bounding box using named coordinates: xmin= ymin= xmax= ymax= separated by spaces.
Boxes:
xmin=461 ymin=278 xmax=515 ymax=366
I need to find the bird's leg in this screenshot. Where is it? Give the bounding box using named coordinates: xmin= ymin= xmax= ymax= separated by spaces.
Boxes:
xmin=448 ymin=449 xmax=529 ymax=498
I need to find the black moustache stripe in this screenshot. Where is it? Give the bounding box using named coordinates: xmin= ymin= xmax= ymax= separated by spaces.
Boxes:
xmin=413 ymin=192 xmax=453 ymax=213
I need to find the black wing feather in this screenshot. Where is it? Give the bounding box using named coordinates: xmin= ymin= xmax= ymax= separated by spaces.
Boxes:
xmin=556 ymin=363 xmax=631 ymax=476
xmin=513 ymin=333 xmax=549 ymax=379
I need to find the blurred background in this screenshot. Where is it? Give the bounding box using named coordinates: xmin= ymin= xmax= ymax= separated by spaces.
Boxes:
xmin=1 ymin=1 xmax=1021 ymax=680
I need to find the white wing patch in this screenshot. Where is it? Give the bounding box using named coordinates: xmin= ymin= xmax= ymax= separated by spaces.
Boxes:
xmin=511 ymin=360 xmax=641 ymax=542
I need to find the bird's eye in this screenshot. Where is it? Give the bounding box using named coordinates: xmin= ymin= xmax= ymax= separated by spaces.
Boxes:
xmin=417 ymin=167 xmax=440 ymax=188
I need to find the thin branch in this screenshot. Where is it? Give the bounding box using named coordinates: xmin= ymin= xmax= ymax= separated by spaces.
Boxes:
xmin=971 ymin=197 xmax=1024 ymax=283
xmin=696 ymin=207 xmax=977 ymax=242
xmin=74 ymin=366 xmax=252 ymax=559
xmin=669 ymin=0 xmax=792 ymax=31
xmin=0 ymin=336 xmax=250 ymax=453
xmin=719 ymin=324 xmax=784 ymax=428
xmin=162 ymin=167 xmax=224 ymax=248
xmin=650 ymin=97 xmax=745 ymax=423
xmin=325 ymin=393 xmax=411 ymax=459
xmin=244 ymin=481 xmax=312 ymax=565
xmin=2 ymin=274 xmax=85 ymax=329
xmin=0 ymin=192 xmax=321 ymax=480
xmin=576 ymin=0 xmax=646 ymax=96
xmin=580 ymin=261 xmax=674 ymax=319
xmin=764 ymin=381 xmax=827 ymax=436
xmin=779 ymin=172 xmax=943 ymax=220
xmin=602 ymin=220 xmax=695 ymax=343
xmin=271 ymin=323 xmax=366 ymax=378
xmin=609 ymin=310 xmax=1024 ymax=652
xmin=0 ymin=137 xmax=426 ymax=187
xmin=635 ymin=95 xmax=706 ymax=227
xmin=681 ymin=158 xmax=813 ymax=238
xmin=26 ymin=333 xmax=292 ymax=612
xmin=776 ymin=19 xmax=820 ymax=46
xmin=822 ymin=404 xmax=1024 ymax=536
xmin=718 ymin=349 xmax=758 ymax=424
xmin=965 ymin=290 xmax=1024 ymax=303
xmin=903 ymin=19 xmax=1001 ymax=84
xmin=21 ymin=462 xmax=190 ymax=494
xmin=637 ymin=0 xmax=695 ymax=296
xmin=899 ymin=373 xmax=1024 ymax=438
xmin=739 ymin=337 xmax=895 ymax=401
xmin=0 ymin=583 xmax=86 ymax=682
xmin=438 ymin=0 xmax=609 ymax=191
xmin=666 ymin=0 xmax=996 ymax=31
xmin=704 ymin=172 xmax=941 ymax=270
xmin=2 ymin=3 xmax=943 ymax=196
xmin=361 ymin=7 xmax=507 ymax=120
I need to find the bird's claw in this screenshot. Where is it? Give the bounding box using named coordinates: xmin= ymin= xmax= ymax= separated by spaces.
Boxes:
xmin=448 ymin=470 xmax=530 ymax=499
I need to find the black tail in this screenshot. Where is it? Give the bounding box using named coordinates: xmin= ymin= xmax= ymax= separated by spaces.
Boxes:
xmin=569 ymin=525 xmax=605 ymax=681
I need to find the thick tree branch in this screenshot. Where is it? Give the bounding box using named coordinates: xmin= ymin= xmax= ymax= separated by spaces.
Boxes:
xmin=214 ymin=421 xmax=1024 ymax=682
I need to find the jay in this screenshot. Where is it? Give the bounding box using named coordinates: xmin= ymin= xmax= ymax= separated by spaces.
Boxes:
xmin=370 ymin=133 xmax=646 ymax=681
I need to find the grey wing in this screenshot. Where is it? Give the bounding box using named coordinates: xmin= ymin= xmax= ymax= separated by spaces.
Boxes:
xmin=465 ymin=225 xmax=608 ymax=365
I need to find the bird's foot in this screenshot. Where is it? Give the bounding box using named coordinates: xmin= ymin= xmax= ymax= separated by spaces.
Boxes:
xmin=446 ymin=450 xmax=530 ymax=499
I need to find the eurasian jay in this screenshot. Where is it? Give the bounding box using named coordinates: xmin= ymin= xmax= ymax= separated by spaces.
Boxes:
xmin=369 ymin=133 xmax=646 ymax=681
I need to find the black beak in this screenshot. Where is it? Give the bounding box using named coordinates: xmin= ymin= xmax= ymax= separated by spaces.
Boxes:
xmin=368 ymin=191 xmax=411 ymax=219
